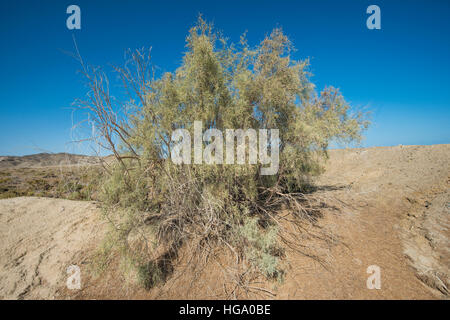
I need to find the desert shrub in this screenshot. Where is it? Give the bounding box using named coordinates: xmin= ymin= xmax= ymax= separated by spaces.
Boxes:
xmin=239 ymin=217 xmax=282 ymax=280
xmin=0 ymin=190 xmax=21 ymax=199
xmin=0 ymin=177 xmax=12 ymax=184
xmin=75 ymin=17 xmax=368 ymax=294
xmin=55 ymin=166 xmax=102 ymax=200
xmin=0 ymin=167 xmax=101 ymax=200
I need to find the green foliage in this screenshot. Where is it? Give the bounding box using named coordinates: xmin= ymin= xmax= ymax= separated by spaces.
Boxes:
xmin=80 ymin=17 xmax=369 ymax=290
xmin=136 ymin=261 xmax=164 ymax=290
xmin=238 ymin=217 xmax=282 ymax=280
xmin=56 ymin=167 xmax=102 ymax=200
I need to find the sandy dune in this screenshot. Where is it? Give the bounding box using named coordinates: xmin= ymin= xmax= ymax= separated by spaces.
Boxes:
xmin=0 ymin=145 xmax=448 ymax=299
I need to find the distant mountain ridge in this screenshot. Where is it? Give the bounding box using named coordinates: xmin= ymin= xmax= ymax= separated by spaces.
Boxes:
xmin=0 ymin=153 xmax=102 ymax=169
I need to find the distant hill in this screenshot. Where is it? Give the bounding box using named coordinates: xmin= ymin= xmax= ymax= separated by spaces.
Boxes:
xmin=0 ymin=153 xmax=102 ymax=169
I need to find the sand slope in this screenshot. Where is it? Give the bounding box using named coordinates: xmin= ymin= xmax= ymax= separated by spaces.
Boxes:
xmin=0 ymin=197 xmax=105 ymax=299
xmin=306 ymin=144 xmax=449 ymax=298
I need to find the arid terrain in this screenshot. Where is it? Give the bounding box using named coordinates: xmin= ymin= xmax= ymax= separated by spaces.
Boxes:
xmin=0 ymin=153 xmax=102 ymax=200
xmin=0 ymin=145 xmax=448 ymax=299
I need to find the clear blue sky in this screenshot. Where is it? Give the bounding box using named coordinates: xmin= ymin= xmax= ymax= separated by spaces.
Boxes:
xmin=1 ymin=0 xmax=449 ymax=155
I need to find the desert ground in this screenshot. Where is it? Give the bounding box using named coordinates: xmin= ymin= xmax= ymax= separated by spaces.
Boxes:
xmin=0 ymin=145 xmax=448 ymax=299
